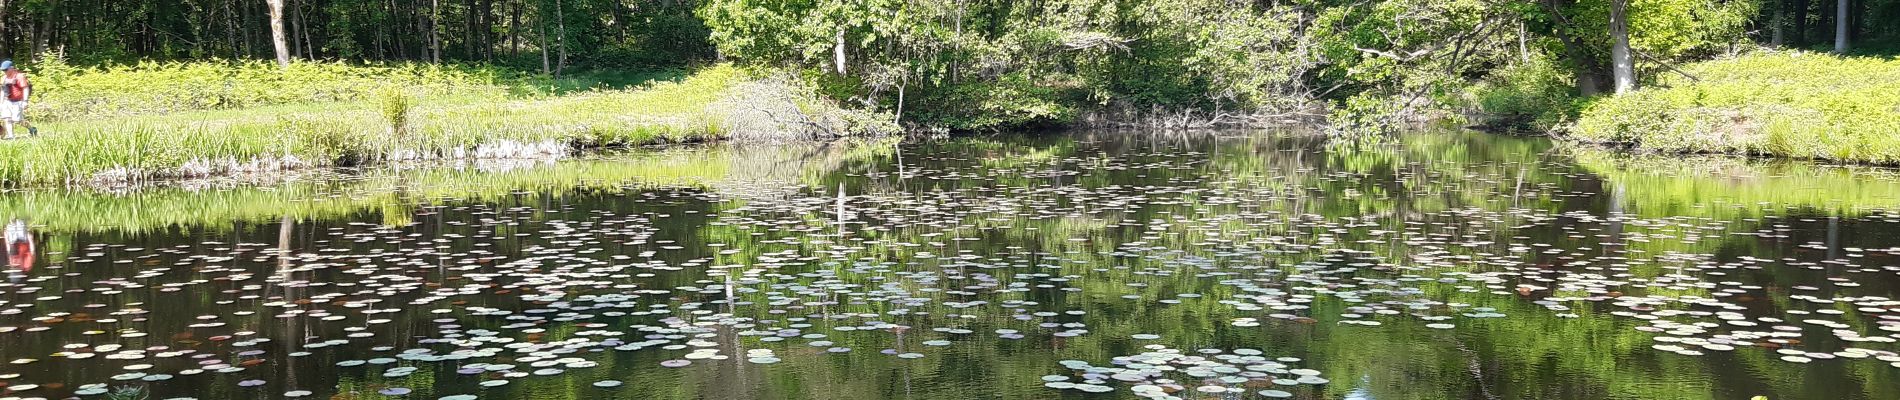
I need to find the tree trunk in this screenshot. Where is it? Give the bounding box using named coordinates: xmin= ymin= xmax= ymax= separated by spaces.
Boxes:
xmin=31 ymin=12 xmax=45 ymax=59
xmin=554 ymin=0 xmax=566 ymax=77
xmin=480 ymin=0 xmax=494 ymax=61
xmin=1793 ymin=0 xmax=1810 ymax=46
xmin=464 ymin=0 xmax=477 ymax=58
xmin=224 ymin=0 xmax=240 ymax=57
xmin=1833 ymin=0 xmax=1849 ymax=53
xmin=289 ymin=0 xmax=302 ymax=58
xmin=538 ymin=6 xmax=549 ymax=75
xmin=1543 ymin=0 xmax=1605 ymax=96
xmin=1516 ymin=19 xmax=1528 ymax=62
xmin=241 ymin=0 xmax=257 ymax=58
xmin=1772 ymin=0 xmax=1786 ymax=46
xmin=267 ymin=0 xmax=291 ymax=68
xmin=430 ymin=0 xmax=441 ymax=62
xmin=833 ymin=28 xmax=846 ymax=76
xmin=0 ymin=0 xmax=10 ymax=58
xmin=1609 ymin=0 xmax=1636 ymax=94
xmin=298 ymin=0 xmax=315 ymax=58
xmin=510 ymin=0 xmax=521 ymax=60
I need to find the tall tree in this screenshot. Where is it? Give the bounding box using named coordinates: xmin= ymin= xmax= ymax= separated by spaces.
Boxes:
xmin=833 ymin=29 xmax=846 ymax=76
xmin=1609 ymin=0 xmax=1637 ymax=94
xmin=1772 ymin=0 xmax=1786 ymax=46
xmin=1793 ymin=0 xmax=1810 ymax=45
xmin=430 ymin=0 xmax=441 ymax=63
xmin=1835 ymin=0 xmax=1850 ymax=52
xmin=267 ymin=0 xmax=292 ymax=68
xmin=553 ymin=0 xmax=567 ymax=76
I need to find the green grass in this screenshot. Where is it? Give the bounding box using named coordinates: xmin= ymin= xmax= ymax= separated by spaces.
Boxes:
xmin=1572 ymin=52 xmax=1900 ymax=163
xmin=0 ymin=65 xmax=760 ymax=185
xmin=25 ymin=56 xmax=689 ymax=121
xmin=1469 ymin=55 xmax=1582 ymax=132
xmin=0 ymin=58 xmax=895 ymax=186
xmin=33 ymin=58 xmax=516 ymax=121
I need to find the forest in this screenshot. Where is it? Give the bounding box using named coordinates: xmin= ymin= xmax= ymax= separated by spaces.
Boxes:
xmin=0 ymin=0 xmax=1893 ymax=138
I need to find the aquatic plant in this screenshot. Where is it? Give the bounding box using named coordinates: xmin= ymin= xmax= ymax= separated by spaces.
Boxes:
xmin=3 ymin=131 xmax=1898 ymax=400
xmin=105 ymin=385 xmax=149 ymax=400
xmin=377 ymin=87 xmax=415 ymax=139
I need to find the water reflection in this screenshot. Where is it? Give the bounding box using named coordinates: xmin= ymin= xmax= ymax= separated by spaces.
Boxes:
xmin=3 ymin=219 xmax=29 ymax=282
xmin=0 ymin=131 xmax=1898 ymax=400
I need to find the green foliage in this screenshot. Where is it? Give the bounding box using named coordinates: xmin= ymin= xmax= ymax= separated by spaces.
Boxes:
xmin=1573 ymin=52 xmax=1900 ymax=163
xmin=1327 ymin=93 xmax=1407 ymax=138
xmin=106 ymin=385 xmax=149 ymax=400
xmin=0 ymin=64 xmax=890 ymax=185
xmin=377 ymin=87 xmax=416 ymax=138
xmin=0 ymin=0 xmax=718 ymax=70
xmin=699 ymin=0 xmax=1322 ymax=131
xmin=6 ymin=0 xmax=1899 ymax=137
xmin=1473 ymin=55 xmax=1581 ymax=131
xmin=1313 ymin=0 xmax=1513 ymax=112
xmin=1553 ymin=0 xmax=1756 ymax=61
xmin=913 ymin=73 xmax=1077 ymax=132
xmin=26 ymin=53 xmax=534 ymax=121
xmin=688 ymin=0 xmax=1781 ymax=132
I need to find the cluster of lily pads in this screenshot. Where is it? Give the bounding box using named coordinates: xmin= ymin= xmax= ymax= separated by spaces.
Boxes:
xmin=0 ymin=139 xmax=1896 ymax=400
xmin=1044 ymin=346 xmax=1326 ymax=399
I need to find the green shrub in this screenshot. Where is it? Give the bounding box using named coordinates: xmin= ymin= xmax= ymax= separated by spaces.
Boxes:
xmin=912 ymin=73 xmax=1078 ymax=132
xmin=1573 ymin=52 xmax=1900 ymax=163
xmin=1473 ymin=56 xmax=1579 ymax=132
xmin=1326 ymin=93 xmax=1405 ymax=138
xmin=377 ymin=87 xmax=415 ymax=138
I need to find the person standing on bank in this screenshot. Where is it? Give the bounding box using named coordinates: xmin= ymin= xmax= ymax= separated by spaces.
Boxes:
xmin=1 ymin=60 xmax=35 ymax=139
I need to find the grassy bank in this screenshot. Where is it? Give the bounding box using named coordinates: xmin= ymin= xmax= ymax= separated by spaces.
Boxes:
xmin=26 ymin=56 xmax=693 ymax=121
xmin=0 ymin=62 xmax=891 ymax=186
xmin=1570 ymin=53 xmax=1900 ymax=163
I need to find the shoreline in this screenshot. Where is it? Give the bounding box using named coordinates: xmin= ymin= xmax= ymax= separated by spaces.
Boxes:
xmin=0 ymin=66 xmax=893 ymax=188
xmin=0 ymin=139 xmax=899 ymax=233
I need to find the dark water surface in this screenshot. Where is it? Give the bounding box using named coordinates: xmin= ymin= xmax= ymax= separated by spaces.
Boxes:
xmin=3 ymin=131 xmax=1900 ymax=400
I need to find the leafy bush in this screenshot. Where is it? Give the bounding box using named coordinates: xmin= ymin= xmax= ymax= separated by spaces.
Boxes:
xmin=1472 ymin=56 xmax=1580 ymax=132
xmin=699 ymin=0 xmax=1322 ymax=132
xmin=1573 ymin=52 xmax=1900 ymax=163
xmin=1326 ymin=93 xmax=1406 ymax=138
xmin=911 ymin=73 xmax=1079 ymax=132
xmin=377 ymin=87 xmax=415 ymax=137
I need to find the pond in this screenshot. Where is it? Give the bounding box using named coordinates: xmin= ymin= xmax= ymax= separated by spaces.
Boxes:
xmin=3 ymin=130 xmax=1900 ymax=400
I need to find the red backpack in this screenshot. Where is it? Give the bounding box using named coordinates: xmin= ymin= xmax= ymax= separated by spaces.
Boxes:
xmin=5 ymin=72 xmax=28 ymax=102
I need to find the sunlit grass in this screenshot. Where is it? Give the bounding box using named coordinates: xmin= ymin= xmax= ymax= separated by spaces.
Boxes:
xmin=1573 ymin=52 xmax=1900 ymax=163
xmin=0 ymin=65 xmax=748 ymax=185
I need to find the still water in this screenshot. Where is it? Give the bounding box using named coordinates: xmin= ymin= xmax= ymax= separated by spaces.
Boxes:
xmin=2 ymin=131 xmax=1899 ymax=400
